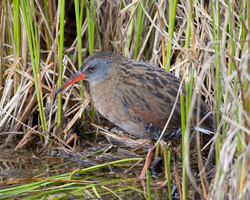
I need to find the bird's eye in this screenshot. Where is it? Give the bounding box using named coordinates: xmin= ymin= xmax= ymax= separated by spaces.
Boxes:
xmin=89 ymin=65 xmax=95 ymax=71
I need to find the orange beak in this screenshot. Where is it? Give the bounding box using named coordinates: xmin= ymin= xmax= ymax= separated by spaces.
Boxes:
xmin=55 ymin=71 xmax=86 ymax=95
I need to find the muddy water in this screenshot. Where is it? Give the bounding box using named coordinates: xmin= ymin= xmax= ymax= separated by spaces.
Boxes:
xmin=0 ymin=141 xmax=171 ymax=199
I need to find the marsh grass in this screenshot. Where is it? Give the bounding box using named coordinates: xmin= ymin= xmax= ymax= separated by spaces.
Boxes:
xmin=0 ymin=0 xmax=249 ymax=199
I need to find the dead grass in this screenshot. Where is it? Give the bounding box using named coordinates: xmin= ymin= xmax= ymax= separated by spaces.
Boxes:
xmin=0 ymin=0 xmax=249 ymax=199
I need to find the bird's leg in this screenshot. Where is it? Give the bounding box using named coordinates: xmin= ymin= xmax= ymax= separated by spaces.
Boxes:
xmin=139 ymin=141 xmax=154 ymax=192
xmin=159 ymin=140 xmax=171 ymax=186
xmin=139 ymin=141 xmax=154 ymax=179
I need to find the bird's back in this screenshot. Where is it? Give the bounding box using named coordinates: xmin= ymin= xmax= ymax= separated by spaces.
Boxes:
xmin=89 ymin=52 xmax=214 ymax=140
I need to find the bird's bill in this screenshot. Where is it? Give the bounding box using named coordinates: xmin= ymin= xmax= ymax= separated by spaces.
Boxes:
xmin=55 ymin=71 xmax=86 ymax=95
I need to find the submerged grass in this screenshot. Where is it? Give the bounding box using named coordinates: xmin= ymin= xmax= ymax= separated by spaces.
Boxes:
xmin=0 ymin=152 xmax=144 ymax=199
xmin=0 ymin=0 xmax=249 ymax=199
xmin=0 ymin=176 xmax=141 ymax=200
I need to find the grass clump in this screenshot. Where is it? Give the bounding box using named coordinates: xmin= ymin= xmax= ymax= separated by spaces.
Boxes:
xmin=0 ymin=0 xmax=249 ymax=199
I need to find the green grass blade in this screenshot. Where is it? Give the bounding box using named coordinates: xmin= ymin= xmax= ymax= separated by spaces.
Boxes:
xmin=20 ymin=0 xmax=47 ymax=132
xmin=57 ymin=0 xmax=66 ymax=127
xmin=165 ymin=0 xmax=177 ymax=70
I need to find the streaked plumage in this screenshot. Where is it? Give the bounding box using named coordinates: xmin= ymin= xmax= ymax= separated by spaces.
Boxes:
xmin=56 ymin=51 xmax=214 ymax=140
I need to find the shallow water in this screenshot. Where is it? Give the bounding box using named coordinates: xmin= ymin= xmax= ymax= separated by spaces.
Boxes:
xmin=0 ymin=141 xmax=175 ymax=199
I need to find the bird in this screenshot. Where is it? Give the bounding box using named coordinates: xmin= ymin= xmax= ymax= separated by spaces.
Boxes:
xmin=56 ymin=51 xmax=214 ymax=185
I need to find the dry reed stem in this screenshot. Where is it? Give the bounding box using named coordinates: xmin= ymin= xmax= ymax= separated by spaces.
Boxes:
xmin=0 ymin=0 xmax=249 ymax=199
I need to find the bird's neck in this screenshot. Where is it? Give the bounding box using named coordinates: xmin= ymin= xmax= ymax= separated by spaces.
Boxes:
xmin=89 ymin=76 xmax=117 ymax=97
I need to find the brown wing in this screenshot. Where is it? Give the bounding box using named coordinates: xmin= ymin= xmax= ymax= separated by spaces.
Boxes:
xmin=116 ymin=61 xmax=185 ymax=138
xmin=116 ymin=60 xmax=213 ymax=139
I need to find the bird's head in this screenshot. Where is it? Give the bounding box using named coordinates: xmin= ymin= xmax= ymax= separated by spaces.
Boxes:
xmin=56 ymin=52 xmax=112 ymax=95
